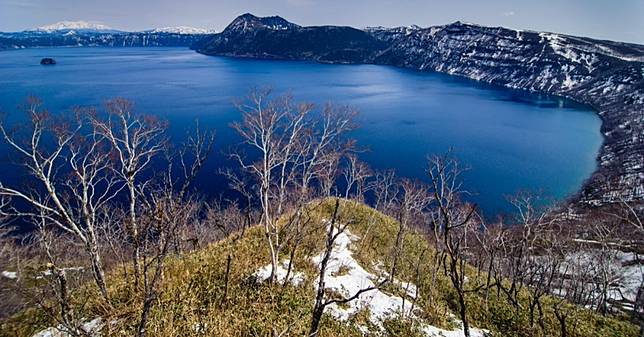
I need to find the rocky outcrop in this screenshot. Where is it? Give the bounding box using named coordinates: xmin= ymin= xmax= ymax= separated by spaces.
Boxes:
xmin=196 ymin=15 xmax=644 ymax=206
xmin=40 ymin=57 xmax=56 ymax=65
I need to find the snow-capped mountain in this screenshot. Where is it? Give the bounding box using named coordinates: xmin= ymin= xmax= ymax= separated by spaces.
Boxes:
xmin=0 ymin=23 xmax=213 ymax=50
xmin=196 ymin=14 xmax=644 ymax=206
xmin=34 ymin=20 xmax=117 ymax=32
xmin=148 ymin=26 xmax=215 ymax=35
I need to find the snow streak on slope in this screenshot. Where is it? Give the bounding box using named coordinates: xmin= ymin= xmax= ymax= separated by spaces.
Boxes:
xmin=254 ymin=259 xmax=304 ymax=286
xmin=253 ymin=224 xmax=488 ymax=336
xmin=311 ymin=227 xmax=488 ymax=336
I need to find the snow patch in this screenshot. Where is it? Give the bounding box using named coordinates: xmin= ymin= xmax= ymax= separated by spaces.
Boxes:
xmin=311 ymin=228 xmax=408 ymax=323
xmin=562 ymin=74 xmax=577 ymax=90
xmin=313 ymin=227 xmax=488 ymax=336
xmin=254 ymin=260 xmax=304 ymax=286
xmin=596 ymin=45 xmax=644 ymax=63
xmin=33 ymin=318 xmax=103 ymax=337
xmin=558 ymin=248 xmax=644 ymax=310
xmin=540 ymin=32 xmax=597 ymax=73
xmin=2 ymin=270 xmax=17 ymax=279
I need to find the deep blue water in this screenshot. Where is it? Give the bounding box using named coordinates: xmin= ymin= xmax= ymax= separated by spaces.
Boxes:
xmin=0 ymin=47 xmax=602 ymax=217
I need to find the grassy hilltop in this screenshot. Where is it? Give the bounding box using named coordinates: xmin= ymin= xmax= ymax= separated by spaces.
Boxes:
xmin=1 ymin=199 xmax=637 ymax=337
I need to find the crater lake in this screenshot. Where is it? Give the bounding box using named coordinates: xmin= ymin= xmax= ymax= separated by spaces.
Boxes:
xmin=0 ymin=47 xmax=603 ymax=216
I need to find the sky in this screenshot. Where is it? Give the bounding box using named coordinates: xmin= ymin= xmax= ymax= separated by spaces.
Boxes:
xmin=1 ymin=0 xmax=643 ymax=44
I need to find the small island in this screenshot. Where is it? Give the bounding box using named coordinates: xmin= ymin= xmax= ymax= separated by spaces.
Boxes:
xmin=40 ymin=57 xmax=56 ymax=65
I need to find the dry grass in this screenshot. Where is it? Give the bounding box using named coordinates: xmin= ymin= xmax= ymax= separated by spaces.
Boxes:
xmin=0 ymin=199 xmax=639 ymax=337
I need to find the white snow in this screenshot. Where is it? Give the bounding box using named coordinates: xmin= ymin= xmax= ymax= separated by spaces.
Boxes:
xmin=311 ymin=228 xmax=409 ymax=323
xmin=32 ymin=318 xmax=103 ymax=337
xmin=615 ymin=251 xmax=644 ymax=303
xmin=310 ymin=226 xmax=488 ymax=336
xmin=254 ymin=260 xmax=304 ymax=286
xmin=35 ymin=21 xmax=113 ymax=32
xmin=251 ymin=225 xmax=489 ymax=335
xmin=540 ymin=32 xmax=597 ymax=73
xmin=149 ymin=26 xmax=215 ymax=34
xmin=596 ymin=45 xmax=644 ymax=63
xmin=562 ymin=74 xmax=577 ymax=90
xmin=2 ymin=270 xmax=17 ymax=279
xmin=558 ymin=248 xmax=644 ymax=310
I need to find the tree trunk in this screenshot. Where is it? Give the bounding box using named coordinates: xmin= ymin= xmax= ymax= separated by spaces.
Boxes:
xmin=554 ymin=307 xmax=567 ymax=337
xmin=137 ymin=294 xmax=155 ymax=337
xmin=390 ymin=220 xmax=405 ymax=281
xmin=222 ymin=253 xmax=232 ymax=303
xmin=88 ymin=242 xmax=109 ymax=301
xmin=129 ymin=180 xmax=141 ymax=289
xmin=309 ymin=199 xmax=340 ymax=337
xmin=457 ymin=287 xmax=470 ymax=337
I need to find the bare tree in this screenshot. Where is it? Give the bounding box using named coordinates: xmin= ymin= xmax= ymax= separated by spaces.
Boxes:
xmin=92 ymin=98 xmax=168 ymax=288
xmin=370 ymin=169 xmax=398 ymax=215
xmin=231 ymin=90 xmax=307 ymax=283
xmin=587 ymin=216 xmax=625 ymax=314
xmin=135 ymin=122 xmax=213 ymax=337
xmin=308 ymin=198 xmax=386 ymax=337
xmin=426 ymin=154 xmax=477 ymax=337
xmin=342 ymin=154 xmax=371 ymax=200
xmin=175 ymin=121 xmax=215 ymax=199
xmin=136 ymin=190 xmax=201 ymax=337
xmin=0 ymin=98 xmax=121 ymax=300
xmin=231 ymin=90 xmax=356 ymax=283
xmin=390 ymin=178 xmax=429 ymax=282
xmin=317 ymin=152 xmax=341 ymax=198
xmin=358 ymin=170 xmax=397 ymax=253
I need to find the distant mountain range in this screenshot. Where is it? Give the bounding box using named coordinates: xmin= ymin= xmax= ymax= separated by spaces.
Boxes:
xmin=0 ymin=20 xmax=215 ymax=49
xmin=34 ymin=20 xmax=118 ymax=33
xmin=196 ymin=14 xmax=644 ymax=207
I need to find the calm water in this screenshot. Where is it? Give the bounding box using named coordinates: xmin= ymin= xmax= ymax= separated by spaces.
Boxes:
xmin=0 ymin=47 xmax=602 ymax=216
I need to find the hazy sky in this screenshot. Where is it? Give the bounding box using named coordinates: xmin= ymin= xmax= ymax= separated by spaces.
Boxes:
xmin=1 ymin=0 xmax=643 ymax=44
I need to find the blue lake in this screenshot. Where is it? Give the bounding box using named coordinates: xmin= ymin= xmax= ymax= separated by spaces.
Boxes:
xmin=0 ymin=47 xmax=603 ymax=216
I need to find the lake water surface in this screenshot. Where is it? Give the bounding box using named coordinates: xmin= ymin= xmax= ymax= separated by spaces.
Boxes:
xmin=0 ymin=47 xmax=603 ymax=216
